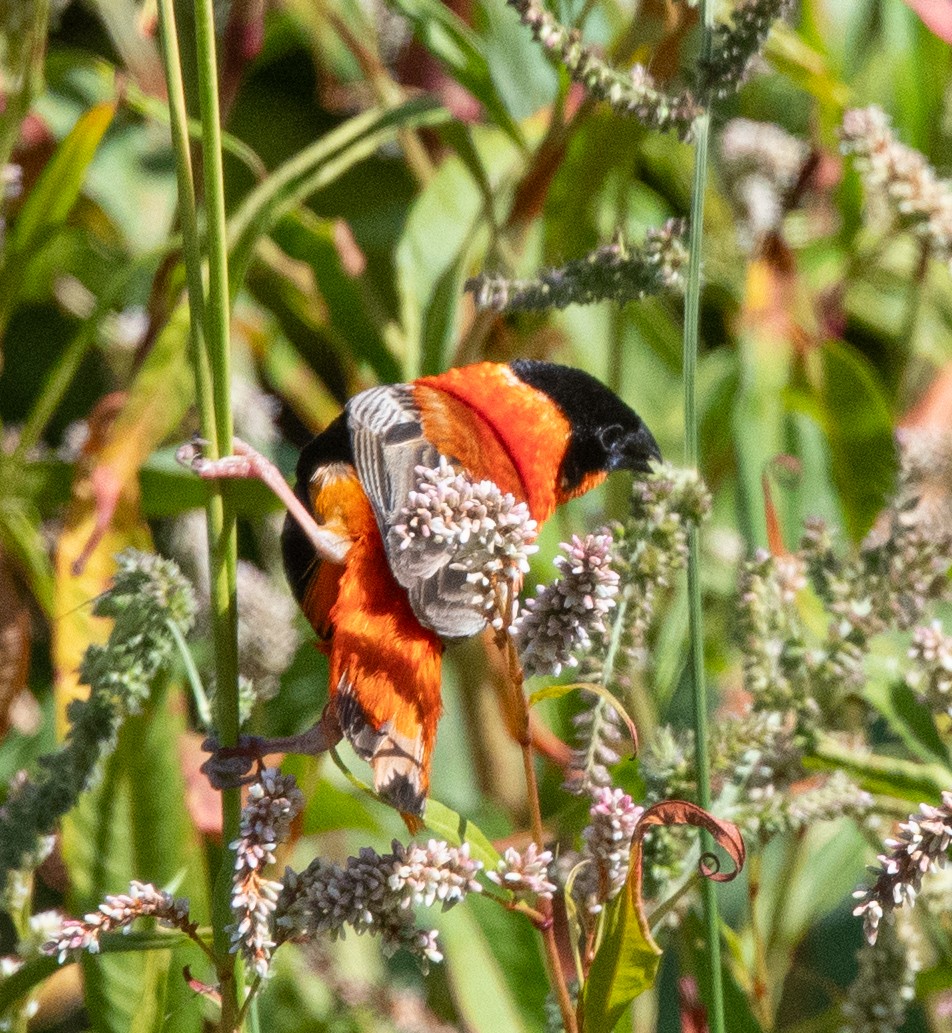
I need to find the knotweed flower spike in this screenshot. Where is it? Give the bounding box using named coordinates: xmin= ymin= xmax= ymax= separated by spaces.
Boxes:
xmin=577 ymin=787 xmax=644 ymax=914
xmin=467 ymin=222 xmax=688 ymax=312
xmin=698 ymin=0 xmax=797 ymax=100
xmin=0 ymin=551 xmax=195 ymax=893
xmin=277 ymin=838 xmax=483 ymax=972
xmin=487 ymin=844 xmax=557 ymax=902
xmin=505 ymin=0 xmax=700 ymax=137
xmin=907 ymin=622 xmax=952 ymax=719
xmin=229 ymin=768 xmax=305 ymax=978
xmin=513 ymin=532 xmax=619 ymax=678
xmin=840 ymin=919 xmax=920 ymax=1033
xmin=720 ymin=118 xmax=809 ymax=250
xmin=853 ymin=792 xmax=952 ymax=944
xmin=392 ymin=455 xmax=539 ymax=627
xmin=43 ymin=883 xmax=193 ymax=963
xmin=841 ymin=105 xmax=952 ymax=265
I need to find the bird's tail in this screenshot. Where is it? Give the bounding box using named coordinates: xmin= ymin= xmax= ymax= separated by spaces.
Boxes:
xmin=329 ymin=537 xmax=444 ymax=819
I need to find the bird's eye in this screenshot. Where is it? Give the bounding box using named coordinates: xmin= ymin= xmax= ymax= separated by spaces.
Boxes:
xmin=598 ymin=424 xmax=624 ymax=450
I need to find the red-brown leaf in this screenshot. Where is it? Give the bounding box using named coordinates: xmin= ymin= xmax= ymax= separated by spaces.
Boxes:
xmin=636 ymin=800 xmax=746 ymax=883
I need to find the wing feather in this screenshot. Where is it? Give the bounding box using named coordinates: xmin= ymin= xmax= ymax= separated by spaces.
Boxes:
xmin=347 ymin=385 xmax=488 ymax=639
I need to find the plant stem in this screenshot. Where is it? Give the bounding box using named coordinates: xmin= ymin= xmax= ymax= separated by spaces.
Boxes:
xmin=683 ymin=0 xmax=724 ymax=1028
xmin=158 ymin=0 xmax=241 ymax=1025
xmin=808 ymin=734 xmax=952 ymax=802
xmin=155 ymin=0 xmax=218 ymax=452
xmin=499 ymin=618 xmax=578 ymax=1033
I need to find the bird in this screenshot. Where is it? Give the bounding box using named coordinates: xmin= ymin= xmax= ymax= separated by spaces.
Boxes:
xmin=187 ymin=359 xmax=660 ymax=822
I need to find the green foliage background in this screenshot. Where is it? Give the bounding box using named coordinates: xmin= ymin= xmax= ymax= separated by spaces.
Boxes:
xmin=1 ymin=0 xmax=951 ymax=1030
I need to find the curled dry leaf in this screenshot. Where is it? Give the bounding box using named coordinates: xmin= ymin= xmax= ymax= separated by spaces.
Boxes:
xmin=635 ymin=800 xmax=746 ymax=882
xmin=579 ymin=800 xmax=745 ymax=1031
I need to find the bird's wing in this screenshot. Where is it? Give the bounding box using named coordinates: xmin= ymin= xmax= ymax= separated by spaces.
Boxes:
xmin=347 ymin=384 xmax=488 ymax=640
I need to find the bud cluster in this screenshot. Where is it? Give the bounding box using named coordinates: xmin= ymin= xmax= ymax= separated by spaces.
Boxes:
xmin=467 ymin=221 xmax=687 ymax=312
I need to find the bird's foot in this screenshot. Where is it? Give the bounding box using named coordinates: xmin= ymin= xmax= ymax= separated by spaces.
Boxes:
xmin=176 ymin=436 xmax=349 ymax=564
xmin=200 ymin=735 xmax=270 ymax=790
xmin=176 ymin=437 xmax=263 ymax=481
xmin=200 ymin=715 xmax=344 ymax=791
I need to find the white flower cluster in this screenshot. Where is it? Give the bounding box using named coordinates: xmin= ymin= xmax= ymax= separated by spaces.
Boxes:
xmin=513 ymin=533 xmax=620 ymax=677
xmin=566 ymin=700 xmax=625 ymax=794
xmin=840 ymin=918 xmax=920 ymax=1033
xmin=43 ymin=882 xmax=192 ymax=963
xmin=840 ymin=105 xmax=952 ymax=264
xmin=278 ymin=839 xmax=483 ymax=971
xmin=907 ymin=621 xmax=952 ymax=718
xmin=580 ymin=787 xmax=644 ymax=913
xmin=229 ymin=768 xmax=305 ymax=978
xmin=393 ymin=456 xmax=539 ymax=626
xmin=487 ymin=843 xmax=556 ymax=901
xmin=853 ymin=791 xmax=952 ymax=944
xmin=720 ymin=118 xmax=808 ymax=249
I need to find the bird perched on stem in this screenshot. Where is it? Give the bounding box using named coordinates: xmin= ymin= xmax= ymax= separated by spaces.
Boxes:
xmin=180 ymin=359 xmax=660 ymax=825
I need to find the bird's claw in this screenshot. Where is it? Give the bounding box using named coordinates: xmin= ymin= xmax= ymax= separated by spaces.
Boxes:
xmin=176 ymin=437 xmax=257 ymax=481
xmin=175 ymin=437 xmax=210 ymax=471
xmin=200 ymin=735 xmax=268 ymax=790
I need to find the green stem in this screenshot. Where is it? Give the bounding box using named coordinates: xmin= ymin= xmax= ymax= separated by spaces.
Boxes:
xmin=192 ymin=0 xmax=242 ymax=1025
xmin=807 ymin=735 xmax=952 ymax=803
xmin=156 ymin=0 xmax=241 ymax=1026
xmin=155 ymin=0 xmax=217 ymax=454
xmin=167 ymin=616 xmax=213 ymax=729
xmin=683 ymin=0 xmax=723 ymax=1028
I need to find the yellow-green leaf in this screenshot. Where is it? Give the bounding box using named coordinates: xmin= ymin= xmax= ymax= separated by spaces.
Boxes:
xmin=578 ymin=858 xmax=662 ymax=1033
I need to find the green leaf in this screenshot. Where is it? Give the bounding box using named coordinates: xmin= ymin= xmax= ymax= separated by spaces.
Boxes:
xmin=528 ymin=681 xmax=639 ymax=755
xmin=439 ymin=905 xmax=529 ymax=1033
xmin=865 ymin=639 xmax=952 ymax=766
xmin=64 ymin=750 xmax=161 ymax=1033
xmin=271 ymin=211 xmax=399 ymax=383
xmin=681 ymin=913 xmax=765 ymax=1033
xmin=124 ymin=685 xmax=211 ymax=1033
xmin=579 ymin=866 xmax=662 ymax=1032
xmin=8 ymin=101 xmax=116 ymax=257
xmin=0 ymin=101 xmax=116 ymax=339
xmin=60 ymin=681 xmax=211 ymax=1033
xmin=395 ymin=150 xmax=486 ymax=376
xmin=800 ymin=339 xmax=897 ymax=541
xmin=423 ymin=797 xmax=502 ymax=870
xmin=385 ymin=0 xmax=525 ymax=149
xmin=299 ymin=776 xmax=381 ymax=836
xmin=227 ymin=97 xmax=450 ymax=289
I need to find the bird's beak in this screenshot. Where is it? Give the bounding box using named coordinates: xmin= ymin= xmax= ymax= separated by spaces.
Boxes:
xmin=611 ymin=424 xmax=662 ymax=474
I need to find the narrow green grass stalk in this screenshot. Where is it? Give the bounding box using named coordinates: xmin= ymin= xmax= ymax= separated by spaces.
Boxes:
xmin=683 ymin=1 xmax=724 ymax=1030
xmin=175 ymin=0 xmax=242 ymax=1026
xmin=155 ymin=0 xmax=217 ymax=451
xmin=153 ymin=6 xmax=244 ymax=1018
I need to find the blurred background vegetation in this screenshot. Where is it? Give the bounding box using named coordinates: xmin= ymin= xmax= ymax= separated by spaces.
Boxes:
xmin=2 ymin=0 xmax=952 ymax=1030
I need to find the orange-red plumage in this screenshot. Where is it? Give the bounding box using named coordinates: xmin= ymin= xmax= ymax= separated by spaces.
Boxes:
xmin=281 ymin=359 xmax=661 ymax=818
xmin=419 ymin=364 xmax=573 ymax=521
